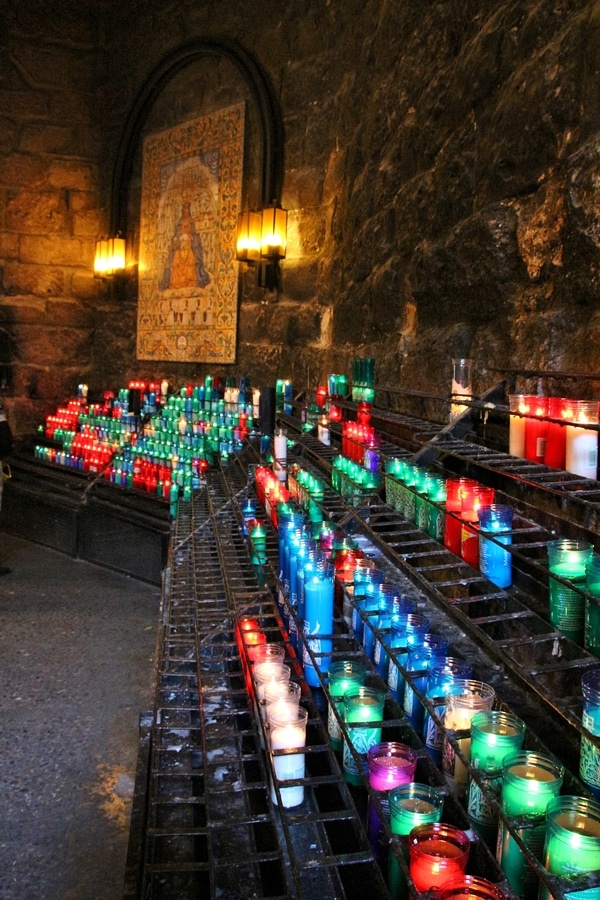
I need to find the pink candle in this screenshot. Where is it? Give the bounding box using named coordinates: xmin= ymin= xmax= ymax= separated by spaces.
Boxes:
xmin=368 ymin=742 xmax=417 ymax=791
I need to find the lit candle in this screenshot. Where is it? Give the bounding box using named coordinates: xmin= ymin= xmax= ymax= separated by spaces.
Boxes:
xmin=273 ymin=427 xmax=287 ymax=483
xmin=467 ymin=710 xmax=526 ymax=843
xmin=422 ymin=658 xmax=473 ymax=766
xmin=302 ymin=562 xmax=335 ymax=688
xmin=509 ymin=394 xmax=529 ymax=458
xmin=498 ymin=751 xmax=564 ymax=898
xmin=318 ymin=415 xmax=331 ymax=446
xmin=547 ymin=539 xmax=593 ymax=644
xmin=327 ymin=660 xmax=366 ymax=752
xmin=269 ymin=706 xmax=308 ymax=808
xmin=409 ymin=822 xmax=471 ymax=892
xmin=367 ymin=742 xmax=418 ymax=863
xmin=478 ymin=504 xmax=514 ymax=589
xmin=566 ymin=400 xmax=599 ymax=480
xmin=544 ymin=397 xmax=572 ymax=469
xmin=541 ymin=795 xmax=600 ymax=900
xmin=342 ymin=686 xmax=386 ymax=786
xmin=388 ymin=783 xmax=444 ymax=900
xmin=524 ymin=396 xmax=549 ymax=464
xmin=442 ymin=680 xmax=496 ymax=799
xmin=439 ymin=875 xmax=508 ymax=900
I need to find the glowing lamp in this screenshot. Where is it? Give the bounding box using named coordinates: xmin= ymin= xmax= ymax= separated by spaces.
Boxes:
xmin=94 ymin=235 xmax=126 ymax=277
xmin=235 ymin=210 xmax=262 ymax=263
xmin=260 ymin=204 xmax=287 ymax=259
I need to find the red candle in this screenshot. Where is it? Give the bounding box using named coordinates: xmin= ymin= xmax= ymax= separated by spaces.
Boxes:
xmin=524 ymin=396 xmax=548 ymax=464
xmin=460 ymin=485 xmax=494 ymax=566
xmin=444 ymin=478 xmax=477 ymax=556
xmin=409 ymin=822 xmax=471 ymax=892
xmin=544 ymin=397 xmax=572 ymax=469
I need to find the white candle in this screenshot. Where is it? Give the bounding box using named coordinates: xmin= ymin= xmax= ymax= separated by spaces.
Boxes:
xmin=566 ymin=403 xmax=599 ymax=480
xmin=273 ymin=428 xmax=287 ymax=482
xmin=318 ymin=416 xmax=331 ymax=446
xmin=178 ymin=416 xmax=187 ymax=435
xmin=161 ymin=379 xmax=169 ymax=398
xmin=509 ymin=396 xmax=529 ymax=457
xmin=269 ymin=708 xmax=308 ymax=808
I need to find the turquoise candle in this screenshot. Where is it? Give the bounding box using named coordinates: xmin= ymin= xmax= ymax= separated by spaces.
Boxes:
xmin=541 ymin=795 xmax=600 ymax=900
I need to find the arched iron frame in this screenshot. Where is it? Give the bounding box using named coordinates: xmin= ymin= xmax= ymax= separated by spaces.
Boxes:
xmin=109 ymin=36 xmax=284 ymax=237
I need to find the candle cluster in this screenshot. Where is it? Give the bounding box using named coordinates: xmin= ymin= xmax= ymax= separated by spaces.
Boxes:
xmin=36 ymin=377 xmax=260 ymax=514
xmin=509 ymin=394 xmax=599 ymax=480
xmin=236 ymin=619 xmax=307 ymax=809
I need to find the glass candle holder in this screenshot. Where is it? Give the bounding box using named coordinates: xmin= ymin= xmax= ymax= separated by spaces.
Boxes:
xmin=409 ymin=822 xmax=471 ymax=892
xmin=586 ymin=557 xmax=600 ymax=660
xmin=524 ymin=396 xmax=549 ymax=464
xmin=342 ymin=686 xmax=386 ymax=786
xmin=386 ymin=612 xmax=431 ymax=703
xmin=498 ymin=751 xmax=565 ymax=900
xmin=548 ymin=538 xmax=593 ymax=645
xmin=565 ymin=400 xmax=599 ymax=481
xmin=442 ymin=679 xmax=496 ymax=799
xmin=327 ymin=660 xmax=367 ymax=752
xmin=423 ymin=658 xmax=474 ymax=766
xmin=269 ymin=706 xmax=308 ymax=808
xmin=580 ymin=668 xmax=600 ymax=802
xmin=450 ymin=357 xmax=473 ymax=421
xmin=373 ymin=593 xmax=418 ymax=680
xmin=444 ymin=478 xmax=478 ymax=556
xmin=426 ymin=474 xmax=447 ymax=541
xmin=264 ymin=680 xmax=302 ymax=724
xmin=388 ymin=782 xmax=444 ymax=899
xmin=509 ymin=394 xmax=530 ymax=458
xmin=467 ymin=710 xmax=526 ymax=844
xmin=248 ymin=518 xmax=268 ymax=566
xmin=460 ymin=485 xmax=495 ymax=567
xmin=402 ymin=639 xmax=449 ymax=733
xmin=367 ymin=742 xmax=418 ymax=862
xmin=478 ymin=504 xmax=514 ymax=589
xmin=544 ymin=396 xmax=571 ymax=470
xmin=439 ymin=875 xmax=508 ymax=900
xmin=302 ymin=561 xmax=335 ymax=687
xmin=540 ymin=795 xmax=600 ymax=900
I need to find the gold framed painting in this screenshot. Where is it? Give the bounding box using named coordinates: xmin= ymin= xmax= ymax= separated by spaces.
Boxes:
xmin=136 ymin=103 xmax=245 ymax=363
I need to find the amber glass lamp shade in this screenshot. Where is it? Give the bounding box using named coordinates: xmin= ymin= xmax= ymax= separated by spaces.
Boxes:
xmin=235 ymin=211 xmax=262 ymax=263
xmin=94 ymin=236 xmax=126 ymax=277
xmin=260 ymin=205 xmax=287 ymax=259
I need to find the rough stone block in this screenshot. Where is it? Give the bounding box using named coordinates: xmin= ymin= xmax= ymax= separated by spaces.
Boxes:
xmin=20 ymin=234 xmax=91 ymax=268
xmin=7 ymin=191 xmax=69 ymax=234
xmin=2 ymin=262 xmax=64 ymax=297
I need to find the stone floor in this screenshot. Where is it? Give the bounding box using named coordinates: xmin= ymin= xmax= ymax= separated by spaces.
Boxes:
xmin=0 ymin=530 xmax=161 ymax=900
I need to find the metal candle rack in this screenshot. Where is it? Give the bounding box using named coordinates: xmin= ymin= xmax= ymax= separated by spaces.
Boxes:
xmin=125 ymin=407 xmax=600 ymax=900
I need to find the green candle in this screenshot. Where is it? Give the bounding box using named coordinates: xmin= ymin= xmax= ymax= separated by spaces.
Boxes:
xmin=541 ymin=796 xmax=600 ymax=900
xmin=499 ymin=752 xmax=564 ymax=900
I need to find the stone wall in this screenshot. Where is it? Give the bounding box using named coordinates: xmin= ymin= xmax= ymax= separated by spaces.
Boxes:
xmin=2 ymin=0 xmax=600 ymax=436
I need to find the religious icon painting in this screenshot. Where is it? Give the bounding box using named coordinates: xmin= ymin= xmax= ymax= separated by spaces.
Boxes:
xmin=137 ymin=103 xmax=245 ymax=363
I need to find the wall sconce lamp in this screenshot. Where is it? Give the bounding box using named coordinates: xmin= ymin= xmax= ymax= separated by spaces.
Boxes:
xmin=93 ymin=234 xmax=127 ymax=279
xmin=236 ymin=203 xmax=287 ymax=292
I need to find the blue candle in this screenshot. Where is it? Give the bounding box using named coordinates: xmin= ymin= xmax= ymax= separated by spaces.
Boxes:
xmin=402 ymin=637 xmax=449 ymax=732
xmin=302 ymin=562 xmax=334 ymax=686
xmin=478 ymin=504 xmax=514 ymax=589
xmin=422 ymin=658 xmax=473 ymax=765
xmin=386 ymin=613 xmax=430 ymax=703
